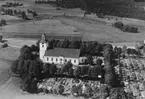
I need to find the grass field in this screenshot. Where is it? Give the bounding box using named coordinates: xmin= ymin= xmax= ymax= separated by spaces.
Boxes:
xmin=1 ymin=15 xmax=145 ymax=43
xmin=1 ymin=0 xmax=145 ymax=43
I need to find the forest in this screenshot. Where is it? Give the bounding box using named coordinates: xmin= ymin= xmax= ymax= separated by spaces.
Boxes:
xmin=35 ymin=0 xmax=145 ymax=20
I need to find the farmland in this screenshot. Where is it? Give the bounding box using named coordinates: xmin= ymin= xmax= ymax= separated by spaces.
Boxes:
xmin=1 ymin=15 xmax=145 ymax=43
xmin=0 ymin=0 xmax=145 ymax=43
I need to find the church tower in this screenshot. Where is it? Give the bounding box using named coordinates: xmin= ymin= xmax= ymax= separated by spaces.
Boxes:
xmin=39 ymin=33 xmax=48 ymax=62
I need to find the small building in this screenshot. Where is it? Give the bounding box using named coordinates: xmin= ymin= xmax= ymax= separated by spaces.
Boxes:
xmin=39 ymin=34 xmax=86 ymax=65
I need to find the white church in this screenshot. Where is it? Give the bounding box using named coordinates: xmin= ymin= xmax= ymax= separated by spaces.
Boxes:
xmin=39 ymin=34 xmax=86 ymax=65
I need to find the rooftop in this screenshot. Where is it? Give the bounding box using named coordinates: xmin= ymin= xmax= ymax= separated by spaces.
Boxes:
xmin=44 ymin=48 xmax=80 ymax=58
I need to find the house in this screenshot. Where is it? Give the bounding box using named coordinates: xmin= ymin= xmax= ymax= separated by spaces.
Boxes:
xmin=39 ymin=34 xmax=86 ymax=65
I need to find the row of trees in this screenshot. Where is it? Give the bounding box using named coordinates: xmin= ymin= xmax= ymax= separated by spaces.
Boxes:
xmin=1 ymin=8 xmax=38 ymax=20
xmin=1 ymin=8 xmax=28 ymax=20
xmin=35 ymin=0 xmax=81 ymax=8
xmin=43 ymin=61 xmax=104 ymax=79
xmin=2 ymin=2 xmax=23 ymax=7
xmin=113 ymin=21 xmax=139 ymax=33
xmin=37 ymin=39 xmax=106 ymax=56
xmin=11 ymin=45 xmax=41 ymax=93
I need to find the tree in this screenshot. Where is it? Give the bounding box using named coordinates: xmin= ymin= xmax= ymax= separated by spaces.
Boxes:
xmin=43 ymin=63 xmax=57 ymax=76
xmin=92 ymin=85 xmax=109 ymax=99
xmin=96 ymin=58 xmax=103 ymax=65
xmin=86 ymin=55 xmax=93 ymax=65
xmin=103 ymin=50 xmax=115 ymax=66
xmin=21 ymin=11 xmax=28 ymax=20
xmin=104 ymin=67 xmax=116 ymax=87
xmin=69 ymin=40 xmax=81 ymax=49
xmin=80 ymin=66 xmax=89 ymax=76
xmin=22 ymin=60 xmax=31 ymax=78
xmin=28 ymin=60 xmax=42 ymax=79
xmin=30 ymin=44 xmax=39 ymax=52
xmin=32 ymin=11 xmax=38 ymax=18
xmin=68 ymin=67 xmax=74 ymax=76
xmin=28 ymin=78 xmax=38 ymax=94
xmin=20 ymin=45 xmax=32 ymax=60
xmin=127 ymin=48 xmax=132 ymax=55
xmin=62 ymin=39 xmax=70 ymax=48
xmin=109 ymin=88 xmax=128 ymax=99
xmin=49 ymin=64 xmax=57 ymax=76
xmin=80 ymin=42 xmax=87 ymax=56
xmin=2 ymin=43 xmax=8 ymax=48
xmin=88 ymin=65 xmax=102 ymax=77
xmin=61 ymin=61 xmax=73 ymax=75
xmin=57 ymin=84 xmax=65 ymax=95
xmin=71 ymin=85 xmax=82 ymax=96
xmin=21 ymin=75 xmax=32 ymax=91
xmin=74 ymin=67 xmax=81 ymax=77
xmin=1 ymin=19 xmax=7 ymax=25
xmin=113 ymin=21 xmax=124 ymax=30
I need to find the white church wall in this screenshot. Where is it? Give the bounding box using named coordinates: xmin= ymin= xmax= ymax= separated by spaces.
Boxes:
xmin=44 ymin=56 xmax=79 ymax=65
xmin=39 ymin=42 xmax=48 ymax=61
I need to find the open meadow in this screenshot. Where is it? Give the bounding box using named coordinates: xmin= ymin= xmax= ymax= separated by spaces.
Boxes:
xmin=2 ymin=15 xmax=145 ymax=43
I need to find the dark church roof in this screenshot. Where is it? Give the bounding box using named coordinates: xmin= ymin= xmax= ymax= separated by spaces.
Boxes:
xmin=44 ymin=48 xmax=80 ymax=58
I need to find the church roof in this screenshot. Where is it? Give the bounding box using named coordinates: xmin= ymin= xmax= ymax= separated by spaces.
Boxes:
xmin=44 ymin=48 xmax=80 ymax=58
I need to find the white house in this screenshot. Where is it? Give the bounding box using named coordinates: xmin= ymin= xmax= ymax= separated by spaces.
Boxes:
xmin=39 ymin=34 xmax=86 ymax=65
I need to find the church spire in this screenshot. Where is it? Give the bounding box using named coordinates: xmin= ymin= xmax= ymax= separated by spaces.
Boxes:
xmin=40 ymin=33 xmax=46 ymax=43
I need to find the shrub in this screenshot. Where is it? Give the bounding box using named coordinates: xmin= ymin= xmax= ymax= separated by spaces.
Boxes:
xmin=71 ymin=85 xmax=82 ymax=97
xmin=113 ymin=21 xmax=124 ymax=30
xmin=0 ymin=19 xmax=7 ymax=26
xmin=74 ymin=67 xmax=81 ymax=77
xmin=2 ymin=43 xmax=8 ymax=48
xmin=121 ymin=25 xmax=139 ymax=33
xmin=96 ymin=58 xmax=103 ymax=65
xmin=57 ymin=85 xmax=65 ymax=95
xmin=113 ymin=21 xmax=139 ymax=33
xmin=97 ymin=13 xmax=105 ymax=18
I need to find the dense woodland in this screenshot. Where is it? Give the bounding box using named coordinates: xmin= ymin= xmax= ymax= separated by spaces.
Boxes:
xmin=35 ymin=0 xmax=145 ymax=20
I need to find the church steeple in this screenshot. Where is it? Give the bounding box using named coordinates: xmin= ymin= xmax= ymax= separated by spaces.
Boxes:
xmin=40 ymin=33 xmax=46 ymax=43
xmin=39 ymin=33 xmax=48 ymax=61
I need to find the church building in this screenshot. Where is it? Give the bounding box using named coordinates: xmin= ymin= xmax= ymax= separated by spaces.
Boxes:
xmin=39 ymin=34 xmax=86 ymax=65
